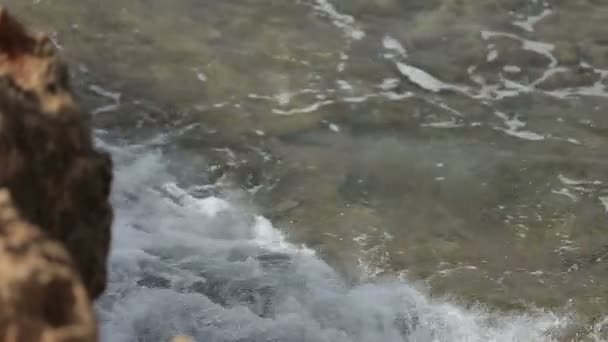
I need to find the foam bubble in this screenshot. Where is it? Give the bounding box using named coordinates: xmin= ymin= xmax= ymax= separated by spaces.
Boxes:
xmin=97 ymin=137 xmax=570 ymax=342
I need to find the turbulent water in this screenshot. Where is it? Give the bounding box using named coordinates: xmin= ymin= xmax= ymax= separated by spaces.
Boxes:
xmin=92 ymin=138 xmax=569 ymax=341
xmin=7 ymin=0 xmax=608 ymax=340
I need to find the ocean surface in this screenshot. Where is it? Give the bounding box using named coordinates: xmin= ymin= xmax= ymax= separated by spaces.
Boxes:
xmin=6 ymin=0 xmax=608 ymax=340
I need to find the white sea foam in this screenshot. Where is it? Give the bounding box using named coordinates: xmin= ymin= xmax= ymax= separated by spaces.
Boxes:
xmin=90 ymin=84 xmax=122 ymax=114
xmin=512 ymin=9 xmax=553 ymax=32
xmin=85 ymin=1 xmax=608 ymax=338
xmin=481 ymin=31 xmax=558 ymax=68
xmin=311 ymin=0 xmax=365 ymax=40
xmin=494 ymin=111 xmax=546 ymax=141
xmin=96 ymin=136 xmax=570 ymax=342
xmin=383 ymin=36 xmax=407 ymax=58
xmin=396 ymin=62 xmax=469 ymax=94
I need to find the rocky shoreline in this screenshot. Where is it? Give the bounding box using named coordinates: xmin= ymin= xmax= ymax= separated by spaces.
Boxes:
xmin=0 ymin=8 xmax=111 ymax=341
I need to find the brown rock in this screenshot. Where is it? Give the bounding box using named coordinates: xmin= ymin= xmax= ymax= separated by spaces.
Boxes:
xmin=0 ymin=7 xmax=113 ymax=300
xmin=0 ymin=6 xmax=114 ymax=342
xmin=0 ymin=189 xmax=97 ymax=341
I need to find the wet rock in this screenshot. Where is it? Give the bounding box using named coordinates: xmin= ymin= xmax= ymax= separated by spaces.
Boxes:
xmin=0 ymin=7 xmax=113 ymax=300
xmin=0 ymin=7 xmax=113 ymax=341
xmin=0 ymin=190 xmax=97 ymax=341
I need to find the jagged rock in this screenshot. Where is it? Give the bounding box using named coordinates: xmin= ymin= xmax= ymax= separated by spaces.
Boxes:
xmin=0 ymin=189 xmax=96 ymax=341
xmin=0 ymin=7 xmax=114 ymax=342
xmin=0 ymin=7 xmax=113 ymax=300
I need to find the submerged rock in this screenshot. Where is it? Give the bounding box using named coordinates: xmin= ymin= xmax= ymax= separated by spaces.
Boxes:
xmin=0 ymin=7 xmax=113 ymax=341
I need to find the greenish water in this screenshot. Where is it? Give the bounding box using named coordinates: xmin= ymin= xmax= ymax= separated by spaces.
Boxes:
xmin=7 ymin=0 xmax=608 ymax=340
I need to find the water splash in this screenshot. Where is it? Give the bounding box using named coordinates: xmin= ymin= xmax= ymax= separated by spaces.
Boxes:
xmin=95 ymin=138 xmax=569 ymax=342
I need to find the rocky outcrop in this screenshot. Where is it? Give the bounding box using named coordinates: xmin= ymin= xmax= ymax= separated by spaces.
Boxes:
xmin=0 ymin=7 xmax=113 ymax=341
xmin=0 ymin=189 xmax=96 ymax=341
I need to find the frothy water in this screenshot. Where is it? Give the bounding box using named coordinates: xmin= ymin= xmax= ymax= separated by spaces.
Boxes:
xmin=7 ymin=0 xmax=605 ymax=338
xmin=95 ymin=136 xmax=568 ymax=341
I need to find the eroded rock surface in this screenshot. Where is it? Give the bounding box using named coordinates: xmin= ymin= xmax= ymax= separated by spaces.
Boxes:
xmin=0 ymin=6 xmax=112 ymax=300
xmin=0 ymin=189 xmax=96 ymax=342
xmin=0 ymin=7 xmax=113 ymax=342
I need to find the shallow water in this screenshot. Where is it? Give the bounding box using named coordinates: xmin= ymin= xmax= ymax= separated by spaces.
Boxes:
xmin=6 ymin=0 xmax=608 ymax=340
